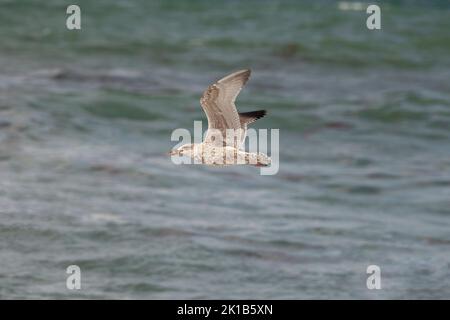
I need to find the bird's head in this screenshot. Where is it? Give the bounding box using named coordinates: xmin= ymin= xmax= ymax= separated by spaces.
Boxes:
xmin=168 ymin=143 xmax=195 ymax=157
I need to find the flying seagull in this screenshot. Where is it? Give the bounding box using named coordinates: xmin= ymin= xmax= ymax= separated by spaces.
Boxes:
xmin=170 ymin=69 xmax=271 ymax=167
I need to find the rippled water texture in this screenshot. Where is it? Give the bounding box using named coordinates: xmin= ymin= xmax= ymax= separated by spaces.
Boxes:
xmin=0 ymin=0 xmax=450 ymax=299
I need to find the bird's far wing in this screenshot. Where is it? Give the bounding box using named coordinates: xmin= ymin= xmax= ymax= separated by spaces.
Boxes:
xmin=200 ymin=69 xmax=251 ymax=147
xmin=238 ymin=110 xmax=267 ymax=147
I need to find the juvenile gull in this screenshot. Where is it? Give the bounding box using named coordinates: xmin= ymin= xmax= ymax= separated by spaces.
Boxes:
xmin=170 ymin=69 xmax=271 ymax=166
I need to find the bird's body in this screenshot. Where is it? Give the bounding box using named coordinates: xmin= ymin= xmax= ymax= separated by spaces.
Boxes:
xmin=182 ymin=144 xmax=270 ymax=167
xmin=171 ymin=69 xmax=271 ymax=167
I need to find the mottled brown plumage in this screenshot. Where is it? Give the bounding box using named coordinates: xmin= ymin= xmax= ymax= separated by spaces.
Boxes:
xmin=170 ymin=69 xmax=271 ymax=167
xmin=200 ymin=69 xmax=264 ymax=148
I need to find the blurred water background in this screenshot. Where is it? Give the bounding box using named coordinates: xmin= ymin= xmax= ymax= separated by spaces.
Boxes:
xmin=0 ymin=0 xmax=450 ymax=299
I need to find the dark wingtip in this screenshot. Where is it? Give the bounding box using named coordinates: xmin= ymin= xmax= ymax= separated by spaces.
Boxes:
xmin=257 ymin=110 xmax=267 ymax=119
xmin=238 ymin=110 xmax=267 ymax=125
xmin=242 ymin=110 xmax=266 ymax=119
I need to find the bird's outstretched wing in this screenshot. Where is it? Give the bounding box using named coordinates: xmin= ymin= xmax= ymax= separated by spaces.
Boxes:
xmin=200 ymin=69 xmax=251 ymax=147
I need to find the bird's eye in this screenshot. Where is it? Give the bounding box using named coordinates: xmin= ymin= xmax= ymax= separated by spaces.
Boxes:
xmin=180 ymin=150 xmax=184 ymax=156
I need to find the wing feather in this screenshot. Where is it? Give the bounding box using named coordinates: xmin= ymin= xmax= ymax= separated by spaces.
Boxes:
xmin=200 ymin=70 xmax=251 ymax=147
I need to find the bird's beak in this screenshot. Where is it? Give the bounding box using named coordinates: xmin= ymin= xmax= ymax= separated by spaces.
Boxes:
xmin=168 ymin=150 xmax=178 ymax=156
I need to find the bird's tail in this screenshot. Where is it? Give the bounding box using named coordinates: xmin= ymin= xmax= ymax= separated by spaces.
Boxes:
xmin=255 ymin=153 xmax=271 ymax=167
xmin=245 ymin=152 xmax=271 ymax=167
